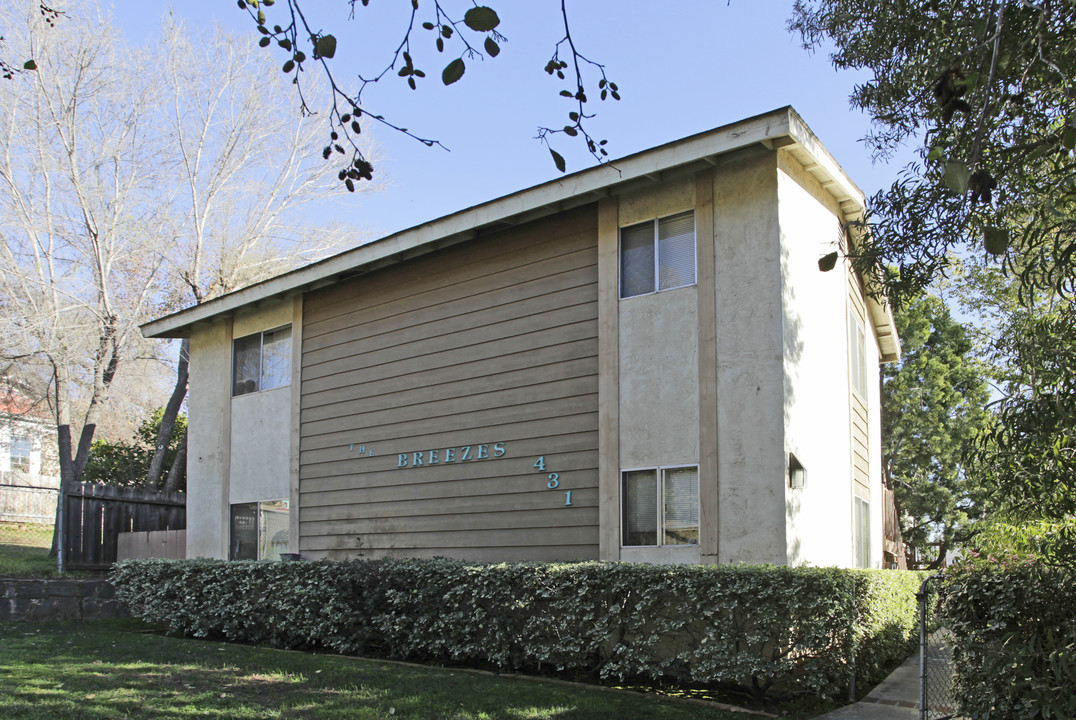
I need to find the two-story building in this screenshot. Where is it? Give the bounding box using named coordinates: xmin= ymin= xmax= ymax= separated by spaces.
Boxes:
xmin=141 ymin=107 xmax=899 ymax=567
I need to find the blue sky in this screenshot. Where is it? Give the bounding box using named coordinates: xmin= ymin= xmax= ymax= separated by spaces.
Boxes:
xmin=114 ymin=0 xmax=918 ymax=239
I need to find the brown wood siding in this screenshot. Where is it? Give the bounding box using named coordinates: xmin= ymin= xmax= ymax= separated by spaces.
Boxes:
xmin=847 ymin=259 xmax=871 ymax=494
xmin=298 ymin=206 xmax=600 ymax=562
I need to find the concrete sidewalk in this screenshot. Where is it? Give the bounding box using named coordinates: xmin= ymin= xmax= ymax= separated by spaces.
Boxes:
xmin=812 ymin=653 xmax=921 ymax=719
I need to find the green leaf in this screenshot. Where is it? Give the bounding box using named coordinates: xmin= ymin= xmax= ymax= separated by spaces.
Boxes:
xmin=315 ymin=34 xmax=337 ymax=59
xmin=550 ymin=149 xmax=566 ymax=173
xmin=22 ymin=59 xmax=37 ymax=71
xmin=441 ymin=58 xmax=465 ymax=85
xmin=463 ymin=6 xmax=500 ymax=32
xmin=1062 ymin=125 xmax=1076 ymax=151
xmin=484 ymin=37 xmax=500 ymax=57
xmin=984 ymin=227 xmax=1009 ymax=256
xmin=943 ymin=160 xmax=970 ymax=194
xmin=927 ymin=146 xmax=945 ymax=162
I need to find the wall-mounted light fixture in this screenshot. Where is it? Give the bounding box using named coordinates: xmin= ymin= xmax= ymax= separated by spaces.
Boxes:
xmin=789 ymin=453 xmax=807 ymax=489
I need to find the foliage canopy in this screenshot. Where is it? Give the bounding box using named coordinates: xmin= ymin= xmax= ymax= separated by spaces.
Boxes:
xmin=792 ymin=0 xmax=1076 ymax=307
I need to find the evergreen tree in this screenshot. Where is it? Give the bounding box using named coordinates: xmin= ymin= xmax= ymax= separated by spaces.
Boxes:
xmin=882 ymin=293 xmax=992 ymax=567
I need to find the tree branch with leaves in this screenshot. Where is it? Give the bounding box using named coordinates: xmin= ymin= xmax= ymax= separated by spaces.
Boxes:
xmin=234 ymin=0 xmax=620 ymax=188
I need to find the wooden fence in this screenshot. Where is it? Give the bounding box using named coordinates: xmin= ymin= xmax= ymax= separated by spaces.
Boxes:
xmin=882 ymin=485 xmax=909 ymax=570
xmin=62 ymin=483 xmax=185 ymax=571
xmin=0 ymin=483 xmax=58 ymax=524
xmin=117 ymin=529 xmax=186 ymax=561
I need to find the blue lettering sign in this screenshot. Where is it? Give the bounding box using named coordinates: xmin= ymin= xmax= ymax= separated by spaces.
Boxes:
xmin=392 ymin=442 xmax=508 ymax=468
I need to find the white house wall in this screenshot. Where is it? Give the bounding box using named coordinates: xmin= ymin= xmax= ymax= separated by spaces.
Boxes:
xmin=776 ymin=151 xmax=860 ymax=567
xmin=711 ymin=152 xmax=788 ymax=565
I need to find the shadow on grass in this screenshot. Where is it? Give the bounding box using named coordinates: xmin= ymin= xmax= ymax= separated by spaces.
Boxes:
xmin=0 ymin=543 xmax=56 ymax=577
xmin=0 ymin=621 xmax=751 ymax=720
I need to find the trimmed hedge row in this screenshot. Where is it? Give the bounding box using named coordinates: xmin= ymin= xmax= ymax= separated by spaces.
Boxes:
xmin=944 ymin=563 xmax=1076 ymax=720
xmin=111 ymin=558 xmax=922 ymax=700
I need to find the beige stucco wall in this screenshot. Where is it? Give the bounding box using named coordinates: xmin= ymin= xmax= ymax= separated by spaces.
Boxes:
xmin=229 ymin=302 xmax=294 ymax=506
xmin=776 ymin=151 xmax=861 ymax=567
xmin=186 ymin=318 xmax=232 ymax=559
xmin=185 ymin=299 xmax=297 ymax=559
xmin=711 ymin=152 xmax=788 ymax=565
xmin=616 ymin=179 xmax=700 ymax=564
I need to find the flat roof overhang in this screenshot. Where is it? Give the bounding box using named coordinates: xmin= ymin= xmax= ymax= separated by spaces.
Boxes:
xmin=141 ymin=106 xmax=899 ymax=361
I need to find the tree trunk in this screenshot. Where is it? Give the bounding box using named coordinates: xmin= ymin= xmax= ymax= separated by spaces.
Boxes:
xmin=163 ymin=429 xmax=188 ymax=493
xmin=147 ymin=338 xmax=190 ymax=488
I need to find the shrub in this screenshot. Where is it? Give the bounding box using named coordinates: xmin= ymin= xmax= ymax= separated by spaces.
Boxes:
xmin=943 ymin=562 xmax=1076 ymax=719
xmin=111 ymin=558 xmax=921 ymax=701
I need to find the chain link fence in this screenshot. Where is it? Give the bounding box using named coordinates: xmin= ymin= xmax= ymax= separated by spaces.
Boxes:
xmin=0 ymin=471 xmax=60 ymax=573
xmin=918 ymin=573 xmax=958 ymax=720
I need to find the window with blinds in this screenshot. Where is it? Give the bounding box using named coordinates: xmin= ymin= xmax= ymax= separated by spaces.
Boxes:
xmin=854 ymin=496 xmax=871 ymax=568
xmin=619 ymin=211 xmax=696 ymax=298
xmin=621 ymin=465 xmax=699 ymax=547
xmin=849 ymin=310 xmax=867 ymax=397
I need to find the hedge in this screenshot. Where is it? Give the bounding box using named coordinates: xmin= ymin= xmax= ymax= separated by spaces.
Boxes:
xmin=111 ymin=558 xmax=922 ymax=701
xmin=943 ymin=562 xmax=1076 ymax=720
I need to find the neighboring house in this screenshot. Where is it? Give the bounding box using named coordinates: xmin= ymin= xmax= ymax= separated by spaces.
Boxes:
xmin=0 ymin=387 xmax=60 ymax=525
xmin=142 ymin=107 xmax=900 ymax=567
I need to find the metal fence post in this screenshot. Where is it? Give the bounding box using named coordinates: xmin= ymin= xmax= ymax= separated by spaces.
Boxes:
xmin=918 ymin=576 xmax=929 ymax=720
xmin=56 ymin=485 xmax=65 ymax=574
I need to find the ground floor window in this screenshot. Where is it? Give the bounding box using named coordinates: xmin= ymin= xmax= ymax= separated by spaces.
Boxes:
xmin=230 ymin=499 xmax=289 ymax=560
xmin=621 ymin=465 xmax=699 ymax=547
xmin=854 ymin=496 xmax=871 ymax=568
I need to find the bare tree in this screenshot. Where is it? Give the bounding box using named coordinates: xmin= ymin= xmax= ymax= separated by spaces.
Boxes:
xmin=0 ymin=1 xmax=167 ymax=497
xmin=143 ymin=20 xmax=373 ymax=490
xmin=0 ymin=0 xmax=371 ymax=526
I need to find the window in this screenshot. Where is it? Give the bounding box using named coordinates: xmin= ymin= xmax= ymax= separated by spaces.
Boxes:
xmin=230 ymin=500 xmax=289 ymax=560
xmin=619 ymin=211 xmax=696 ymax=298
xmin=848 ymin=310 xmax=867 ymax=397
xmin=9 ymin=435 xmax=30 ymax=472
xmin=622 ymin=465 xmax=699 ymax=546
xmin=233 ymin=325 xmax=291 ymax=396
xmin=854 ymin=496 xmax=871 ymax=568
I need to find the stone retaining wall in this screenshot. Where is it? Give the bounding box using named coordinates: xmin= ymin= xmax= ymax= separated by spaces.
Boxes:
xmin=0 ymin=578 xmax=128 ymax=622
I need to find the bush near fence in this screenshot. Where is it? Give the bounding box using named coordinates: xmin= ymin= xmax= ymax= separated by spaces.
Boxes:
xmin=943 ymin=562 xmax=1076 ymax=720
xmin=112 ymin=558 xmax=922 ymax=701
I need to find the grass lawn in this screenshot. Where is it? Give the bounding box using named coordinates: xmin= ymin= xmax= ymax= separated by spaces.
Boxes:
xmin=0 ymin=620 xmax=762 ymax=720
xmin=0 ymin=523 xmax=56 ymax=577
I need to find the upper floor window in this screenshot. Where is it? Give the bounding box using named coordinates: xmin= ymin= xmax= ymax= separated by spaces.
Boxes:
xmin=849 ymin=310 xmax=867 ymax=398
xmin=619 ymin=211 xmax=696 ymax=298
xmin=232 ymin=325 xmax=291 ymax=397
